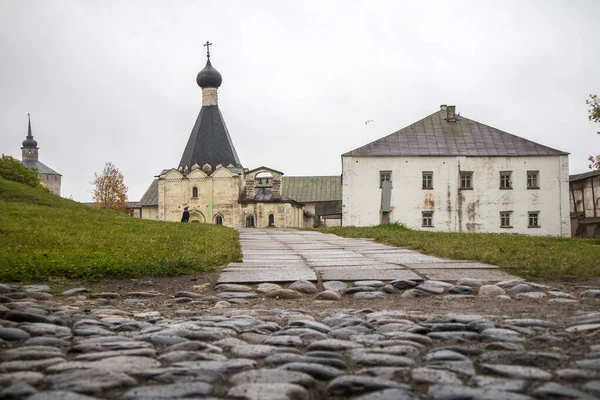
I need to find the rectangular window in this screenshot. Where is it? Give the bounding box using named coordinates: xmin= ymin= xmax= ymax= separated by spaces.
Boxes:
xmin=500 ymin=211 xmax=512 ymax=228
xmin=528 ymin=212 xmax=540 ymax=228
xmin=380 ymin=171 xmax=392 ymax=188
xmin=460 ymin=171 xmax=473 ymax=189
xmin=527 ymin=171 xmax=539 ymax=189
xmin=422 ymin=172 xmax=433 ymax=189
xmin=422 ymin=211 xmax=433 ymax=227
xmin=500 ymin=171 xmax=512 ymax=189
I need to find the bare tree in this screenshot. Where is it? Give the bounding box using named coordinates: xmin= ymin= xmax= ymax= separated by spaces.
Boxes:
xmin=92 ymin=162 xmax=128 ymax=211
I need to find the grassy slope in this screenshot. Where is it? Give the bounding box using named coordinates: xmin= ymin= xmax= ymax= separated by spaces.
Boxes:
xmin=0 ymin=178 xmax=241 ymax=281
xmin=318 ymin=224 xmax=600 ymax=280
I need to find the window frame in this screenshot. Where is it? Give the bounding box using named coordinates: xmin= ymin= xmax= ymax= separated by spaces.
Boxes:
xmin=422 ymin=171 xmax=433 ymax=189
xmin=528 ymin=211 xmax=540 ymax=228
xmin=500 ymin=171 xmax=512 ymax=190
xmin=527 ymin=171 xmax=540 ymax=189
xmin=422 ymin=211 xmax=434 ymax=227
xmin=500 ymin=211 xmax=512 ymax=228
xmin=192 ymin=186 xmax=199 ymax=198
xmin=379 ymin=171 xmax=392 ymax=188
xmin=460 ymin=171 xmax=473 ymax=190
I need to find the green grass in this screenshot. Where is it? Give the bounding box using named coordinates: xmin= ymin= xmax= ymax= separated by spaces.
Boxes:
xmin=317 ymin=224 xmax=600 ymax=281
xmin=0 ymin=178 xmax=241 ymax=281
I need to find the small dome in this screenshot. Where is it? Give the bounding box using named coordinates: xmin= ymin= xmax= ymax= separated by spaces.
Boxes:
xmin=22 ymin=136 xmax=37 ymax=148
xmin=196 ymin=58 xmax=222 ymax=88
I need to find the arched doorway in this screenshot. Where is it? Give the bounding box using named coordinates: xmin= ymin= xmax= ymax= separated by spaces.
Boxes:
xmin=268 ymin=213 xmax=275 ymax=227
xmin=215 ymin=214 xmax=223 ymax=225
xmin=246 ymin=214 xmax=255 ymax=228
xmin=189 ymin=211 xmax=206 ymax=223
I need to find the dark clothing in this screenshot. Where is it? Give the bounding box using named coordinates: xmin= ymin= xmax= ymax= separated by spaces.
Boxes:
xmin=181 ymin=210 xmax=190 ymax=222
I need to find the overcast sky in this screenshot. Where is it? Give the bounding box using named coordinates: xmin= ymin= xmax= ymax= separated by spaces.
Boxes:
xmin=1 ymin=0 xmax=599 ymax=202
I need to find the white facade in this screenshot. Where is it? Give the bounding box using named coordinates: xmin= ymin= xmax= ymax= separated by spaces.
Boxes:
xmin=342 ymin=154 xmax=570 ymax=236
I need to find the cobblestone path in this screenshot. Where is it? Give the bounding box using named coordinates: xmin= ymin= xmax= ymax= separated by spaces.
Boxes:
xmin=0 ymin=229 xmax=599 ymax=399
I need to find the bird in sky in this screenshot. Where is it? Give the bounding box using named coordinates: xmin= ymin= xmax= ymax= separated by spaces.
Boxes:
xmin=365 ymin=120 xmax=373 ymax=125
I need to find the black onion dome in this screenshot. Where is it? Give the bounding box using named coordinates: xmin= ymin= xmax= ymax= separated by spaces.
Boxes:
xmin=196 ymin=58 xmax=222 ymax=88
xmin=22 ymin=137 xmax=37 ymax=147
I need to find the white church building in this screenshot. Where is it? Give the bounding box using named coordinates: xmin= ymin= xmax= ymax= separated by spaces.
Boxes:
xmin=342 ymin=105 xmax=570 ymax=236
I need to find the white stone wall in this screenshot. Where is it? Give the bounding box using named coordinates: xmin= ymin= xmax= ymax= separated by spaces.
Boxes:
xmin=202 ymin=88 xmax=218 ymax=106
xmin=342 ymin=155 xmax=570 ymax=236
xmin=141 ymin=206 xmax=159 ymax=220
xmin=240 ymin=202 xmax=303 ymax=228
xmin=39 ymin=174 xmax=61 ymax=196
xmin=156 ymin=166 xmax=304 ymax=228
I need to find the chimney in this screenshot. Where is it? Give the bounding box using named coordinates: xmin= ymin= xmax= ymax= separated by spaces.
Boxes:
xmin=440 ymin=104 xmax=447 ymax=111
xmin=446 ymin=105 xmax=457 ymax=122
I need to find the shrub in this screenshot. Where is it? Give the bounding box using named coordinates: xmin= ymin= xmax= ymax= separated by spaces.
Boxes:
xmin=0 ymin=154 xmax=41 ymax=188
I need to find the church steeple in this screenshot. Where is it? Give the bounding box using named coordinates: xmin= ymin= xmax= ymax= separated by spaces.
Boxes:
xmin=178 ymin=42 xmax=242 ymax=172
xmin=21 ymin=114 xmax=39 ymax=161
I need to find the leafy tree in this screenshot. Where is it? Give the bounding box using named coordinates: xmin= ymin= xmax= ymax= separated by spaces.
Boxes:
xmin=92 ymin=162 xmax=128 ymax=211
xmin=586 ymin=94 xmax=600 ymax=170
xmin=0 ymin=154 xmax=42 ymax=188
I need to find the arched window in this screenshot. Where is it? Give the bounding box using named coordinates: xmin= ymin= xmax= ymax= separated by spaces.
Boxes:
xmin=192 ymin=187 xmax=198 ymax=198
xmin=215 ymin=214 xmax=223 ymax=225
xmin=246 ymin=214 xmax=255 ymax=228
xmin=268 ymin=214 xmax=275 ymax=227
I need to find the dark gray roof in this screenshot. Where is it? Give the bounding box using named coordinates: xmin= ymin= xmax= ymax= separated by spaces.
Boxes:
xmin=570 ymin=170 xmax=600 ymax=182
xmin=343 ymin=109 xmax=568 ymax=157
xmin=282 ymin=176 xmax=341 ymax=203
xmin=22 ymin=160 xmax=61 ymax=176
xmin=139 ymin=179 xmax=158 ymax=206
xmin=240 ymin=187 xmax=303 ymax=207
xmin=179 ymin=106 xmax=241 ymax=170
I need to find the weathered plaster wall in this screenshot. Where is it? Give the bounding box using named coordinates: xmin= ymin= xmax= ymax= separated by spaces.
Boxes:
xmin=159 ymin=169 xmax=244 ymax=226
xmin=39 ymin=174 xmax=61 ymax=196
xmin=570 ymin=176 xmax=600 ymax=218
xmin=570 ymin=174 xmax=600 ymax=237
xmin=241 ymin=203 xmax=302 ymax=228
xmin=342 ymin=155 xmax=570 ymax=236
xmin=141 ymin=206 xmax=159 ymax=220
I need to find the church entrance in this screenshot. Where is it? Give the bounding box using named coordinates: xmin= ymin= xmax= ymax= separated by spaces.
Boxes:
xmin=189 ymin=211 xmax=206 ymax=223
xmin=246 ymin=214 xmax=255 ymax=228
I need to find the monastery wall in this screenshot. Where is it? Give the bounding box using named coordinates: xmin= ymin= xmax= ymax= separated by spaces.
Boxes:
xmin=39 ymin=174 xmax=61 ymax=196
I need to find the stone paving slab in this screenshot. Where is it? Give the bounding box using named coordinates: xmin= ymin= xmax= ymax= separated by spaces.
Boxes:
xmin=317 ymin=268 xmax=422 ymax=281
xmin=420 ymin=268 xmax=520 ymax=281
xmin=227 ymin=263 xmax=307 ymax=268
xmin=307 ymin=260 xmax=396 ymax=267
xmin=217 ymin=269 xmax=317 ymax=283
xmin=224 ymin=229 xmax=522 ymax=284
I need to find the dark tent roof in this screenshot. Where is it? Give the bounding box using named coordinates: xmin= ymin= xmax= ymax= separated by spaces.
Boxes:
xmin=344 ymin=108 xmax=568 ymax=157
xmin=22 ymin=160 xmax=61 ymax=176
xmin=178 ymin=106 xmax=241 ymax=170
xmin=139 ymin=179 xmax=158 ymax=206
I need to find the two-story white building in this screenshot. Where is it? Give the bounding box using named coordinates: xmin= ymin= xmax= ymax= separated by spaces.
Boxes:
xmin=342 ymin=105 xmax=570 ymax=236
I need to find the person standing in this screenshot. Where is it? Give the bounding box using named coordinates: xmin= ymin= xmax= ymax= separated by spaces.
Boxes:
xmin=181 ymin=206 xmax=190 ymax=222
